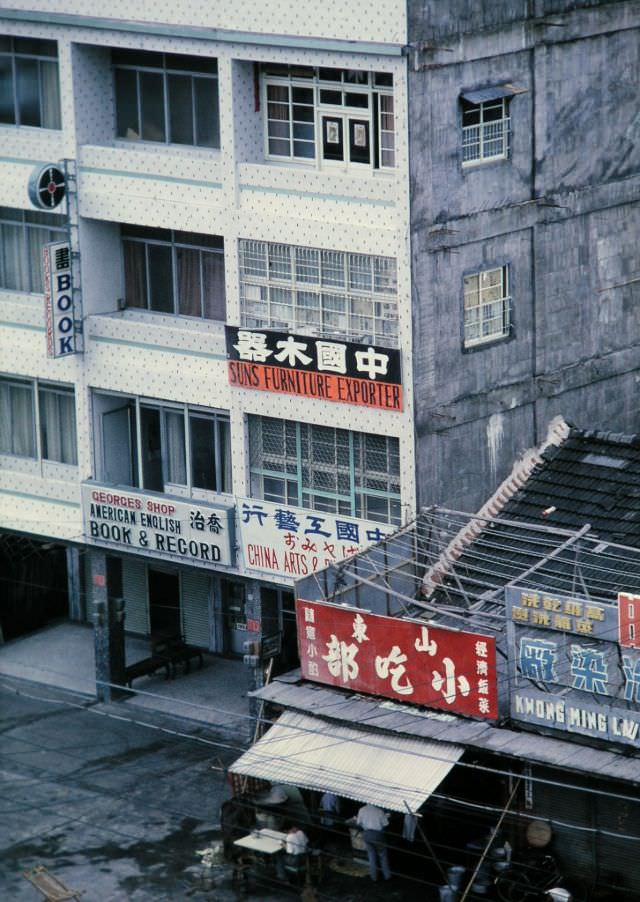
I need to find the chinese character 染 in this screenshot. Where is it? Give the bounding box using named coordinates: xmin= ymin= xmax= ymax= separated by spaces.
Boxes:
xmin=622 ymin=655 xmax=640 ymax=702
xmin=415 ymin=626 xmax=437 ymax=655
xmin=274 ymin=509 xmax=300 ymax=532
xmin=354 ymin=347 xmax=389 ymax=380
xmin=304 ymin=607 xmax=315 ymax=623
xmin=322 ymin=634 xmax=360 ymax=682
xmin=274 ymin=336 xmax=313 ymax=367
xmin=365 ymin=527 xmax=387 ymax=543
xmin=308 ymin=660 xmax=319 ymax=677
xmin=316 ymin=341 xmax=347 ymax=374
xmin=336 ymin=520 xmax=360 ymax=542
xmin=190 ymin=510 xmax=205 ymax=531
xmin=305 ymin=626 xmax=316 ymax=641
xmin=570 ymin=645 xmax=609 ymax=695
xmin=304 ymin=516 xmax=331 ymax=537
xmin=519 ymin=638 xmax=558 ymax=682
xmin=206 ymin=513 xmax=222 ymax=534
xmin=476 ymin=660 xmax=489 ymax=676
xmin=241 ymin=503 xmax=268 ymax=525
xmin=431 ymin=657 xmax=470 ymax=705
xmin=233 ymin=330 xmax=273 ymax=362
xmin=55 ymin=245 xmax=70 ymax=271
xmin=351 ymin=613 xmax=369 ymax=644
xmin=375 ymin=645 xmax=414 ymax=695
xmin=475 ymin=641 xmax=488 ymax=658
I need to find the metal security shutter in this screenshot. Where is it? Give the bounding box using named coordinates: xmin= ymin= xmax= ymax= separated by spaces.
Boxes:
xmin=123 ymin=558 xmax=149 ymax=635
xmin=181 ymin=570 xmax=211 ymax=649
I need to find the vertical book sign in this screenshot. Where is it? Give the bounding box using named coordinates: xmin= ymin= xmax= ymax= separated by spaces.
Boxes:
xmin=43 ymin=240 xmax=75 ymax=358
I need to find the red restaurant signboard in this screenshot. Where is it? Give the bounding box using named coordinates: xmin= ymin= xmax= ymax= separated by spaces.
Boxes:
xmin=296 ymin=599 xmax=498 ymax=720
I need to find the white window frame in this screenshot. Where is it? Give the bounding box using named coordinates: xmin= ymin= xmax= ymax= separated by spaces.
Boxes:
xmin=0 ymin=36 xmax=61 ymax=129
xmin=0 ymin=206 xmax=67 ymax=294
xmin=239 ymin=239 xmax=398 ymax=346
xmin=463 ymin=265 xmax=511 ymax=348
xmin=262 ymin=65 xmax=395 ymax=171
xmin=462 ymin=96 xmax=510 ymax=165
xmin=0 ymin=376 xmax=77 ymax=465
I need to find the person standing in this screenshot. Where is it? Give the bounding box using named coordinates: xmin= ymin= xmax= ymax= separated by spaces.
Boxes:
xmin=356 ymin=803 xmax=391 ymax=882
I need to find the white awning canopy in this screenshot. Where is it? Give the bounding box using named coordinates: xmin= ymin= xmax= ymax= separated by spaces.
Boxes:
xmin=229 ymin=710 xmax=463 ymax=814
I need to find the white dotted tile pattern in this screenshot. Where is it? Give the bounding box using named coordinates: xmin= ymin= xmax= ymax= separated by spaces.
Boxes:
xmin=0 ymin=9 xmax=417 ymax=558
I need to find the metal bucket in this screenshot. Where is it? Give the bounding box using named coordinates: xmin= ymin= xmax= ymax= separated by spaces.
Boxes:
xmin=447 ymin=865 xmax=466 ymax=890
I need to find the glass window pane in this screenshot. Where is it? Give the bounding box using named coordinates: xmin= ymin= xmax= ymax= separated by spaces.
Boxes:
xmin=164 ymin=410 xmax=186 ymax=485
xmin=140 ymin=71 xmax=165 ymax=142
xmin=115 ymin=68 xmax=138 ymax=138
xmin=176 ymin=246 xmax=201 ymax=316
xmin=15 ymin=57 xmax=40 ymax=126
xmin=140 ymin=406 xmax=163 ymax=491
xmin=218 ymin=418 xmax=231 ymax=493
xmin=190 ymin=416 xmax=217 ymax=491
xmin=123 ymin=241 xmax=148 ymax=308
xmin=1 ymin=221 xmax=28 ymax=291
xmin=168 ymin=74 xmax=193 ymax=144
xmin=27 ymin=225 xmax=50 ymax=293
xmin=39 ymin=387 xmax=77 ymax=464
xmin=194 ymin=76 xmax=219 ymax=148
xmin=0 ymin=55 xmax=16 ymax=124
xmin=202 ymin=250 xmax=226 ymax=320
xmin=40 ymin=60 xmax=61 ymax=129
xmin=147 ymin=244 xmax=174 ymax=313
xmin=1 ymin=382 xmax=35 ymax=456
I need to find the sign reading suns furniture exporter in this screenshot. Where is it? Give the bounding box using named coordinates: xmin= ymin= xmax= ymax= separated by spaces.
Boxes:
xmin=81 ymin=483 xmax=234 ymax=568
xmin=506 ymin=586 xmax=640 ymax=747
xmin=296 ymin=599 xmax=498 ymax=719
xmin=225 ymin=326 xmax=403 ymax=412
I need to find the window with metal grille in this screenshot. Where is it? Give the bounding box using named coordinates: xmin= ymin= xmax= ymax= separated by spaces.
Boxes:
xmin=122 ymin=225 xmax=225 ymax=320
xmin=95 ymin=392 xmax=231 ymax=496
xmin=0 ymin=36 xmax=61 ymax=129
xmin=239 ymin=240 xmax=398 ymax=346
xmin=0 ymin=206 xmax=66 ymax=293
xmin=112 ymin=49 xmax=219 ymax=148
xmin=0 ymin=377 xmax=77 ymax=464
xmin=248 ymin=416 xmax=401 ymax=525
xmin=463 ymin=266 xmax=511 ymax=347
xmin=462 ymin=97 xmax=510 ymax=164
xmin=263 ymin=65 xmax=395 ymax=169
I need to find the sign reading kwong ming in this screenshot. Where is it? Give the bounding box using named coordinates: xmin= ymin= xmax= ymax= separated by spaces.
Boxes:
xmin=82 ymin=484 xmax=234 ymax=568
xmin=296 ymin=599 xmax=498 ymax=719
xmin=226 ymin=326 xmax=403 ymax=412
xmin=43 ymin=240 xmax=77 ymax=358
xmin=506 ymin=586 xmax=640 ymax=748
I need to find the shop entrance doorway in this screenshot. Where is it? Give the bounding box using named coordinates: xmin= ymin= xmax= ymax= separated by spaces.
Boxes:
xmin=148 ymin=568 xmax=180 ymax=637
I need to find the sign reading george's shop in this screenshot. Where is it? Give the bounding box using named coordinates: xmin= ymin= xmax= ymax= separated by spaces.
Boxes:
xmin=296 ymin=599 xmax=498 ymax=719
xmin=506 ymin=586 xmax=640 ymax=748
xmin=226 ymin=326 xmax=403 ymax=412
xmin=81 ymin=483 xmax=234 ymax=568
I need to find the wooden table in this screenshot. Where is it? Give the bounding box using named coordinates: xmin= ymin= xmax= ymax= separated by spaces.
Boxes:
xmin=234 ymin=828 xmax=287 ymax=855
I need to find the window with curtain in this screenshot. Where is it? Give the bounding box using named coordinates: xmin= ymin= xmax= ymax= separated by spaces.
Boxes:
xmin=0 ymin=377 xmax=77 ymax=464
xmin=96 ymin=393 xmax=232 ymax=496
xmin=0 ymin=207 xmax=66 ymax=293
xmin=112 ymin=49 xmax=219 ymax=148
xmin=248 ymin=415 xmax=401 ymax=525
xmin=0 ymin=36 xmax=61 ymax=129
xmin=122 ymin=225 xmax=225 ymax=321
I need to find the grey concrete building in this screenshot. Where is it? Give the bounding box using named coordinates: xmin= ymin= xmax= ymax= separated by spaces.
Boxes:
xmin=408 ymin=0 xmax=640 ymax=512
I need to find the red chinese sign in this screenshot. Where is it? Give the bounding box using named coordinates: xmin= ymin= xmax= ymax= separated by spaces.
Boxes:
xmin=296 ymin=599 xmax=498 ymax=720
xmin=619 ymin=592 xmax=640 ymax=648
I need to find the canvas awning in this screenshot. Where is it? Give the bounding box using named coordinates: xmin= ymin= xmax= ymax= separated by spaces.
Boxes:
xmin=228 ymin=710 xmax=463 ymax=814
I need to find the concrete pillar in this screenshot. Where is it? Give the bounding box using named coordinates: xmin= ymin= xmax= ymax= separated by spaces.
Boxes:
xmin=90 ymin=550 xmax=125 ymax=701
xmin=66 ymin=546 xmax=83 ymax=622
xmin=245 ymin=579 xmax=264 ymax=728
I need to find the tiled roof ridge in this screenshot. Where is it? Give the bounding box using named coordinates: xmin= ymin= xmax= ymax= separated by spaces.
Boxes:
xmin=571 ymin=427 xmax=640 ymax=447
xmin=422 ymin=415 xmax=571 ymax=596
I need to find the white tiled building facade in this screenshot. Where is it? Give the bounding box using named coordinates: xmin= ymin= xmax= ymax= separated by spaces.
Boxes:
xmin=0 ymin=2 xmax=414 ymax=662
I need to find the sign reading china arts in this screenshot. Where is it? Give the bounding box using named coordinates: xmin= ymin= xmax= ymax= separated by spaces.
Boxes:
xmin=296 ymin=599 xmax=498 ymax=719
xmin=238 ymin=499 xmax=392 ymax=580
xmin=226 ymin=326 xmax=403 ymax=412
xmin=81 ymin=483 xmax=234 ymax=567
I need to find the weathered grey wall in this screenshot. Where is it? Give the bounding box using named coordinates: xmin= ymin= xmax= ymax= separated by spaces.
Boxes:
xmin=409 ymin=1 xmax=640 ymax=513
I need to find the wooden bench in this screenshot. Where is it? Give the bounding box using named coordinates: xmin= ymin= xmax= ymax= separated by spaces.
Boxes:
xmin=124 ymin=654 xmax=171 ymax=687
xmin=23 ymin=865 xmax=82 ymax=901
xmin=152 ymin=635 xmax=204 ymax=677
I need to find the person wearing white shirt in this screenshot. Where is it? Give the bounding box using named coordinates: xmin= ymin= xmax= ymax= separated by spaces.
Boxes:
xmin=356 ymin=804 xmax=392 ymax=881
xmin=285 ymin=826 xmax=308 ymax=856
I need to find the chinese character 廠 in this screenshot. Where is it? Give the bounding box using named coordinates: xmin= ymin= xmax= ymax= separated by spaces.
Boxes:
xmin=519 ymin=638 xmax=557 ymax=682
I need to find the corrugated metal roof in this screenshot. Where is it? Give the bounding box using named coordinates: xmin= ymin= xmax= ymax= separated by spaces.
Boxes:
xmin=461 ymin=83 xmax=527 ymax=104
xmin=229 ymin=710 xmax=463 ymax=814
xmin=253 ymin=679 xmax=640 ymax=787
